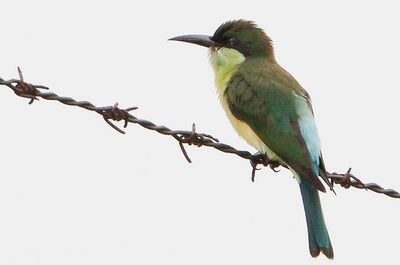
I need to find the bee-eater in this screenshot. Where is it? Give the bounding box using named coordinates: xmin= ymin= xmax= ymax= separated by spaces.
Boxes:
xmin=170 ymin=20 xmax=334 ymax=259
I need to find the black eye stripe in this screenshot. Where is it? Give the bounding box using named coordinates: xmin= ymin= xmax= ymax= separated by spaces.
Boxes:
xmin=216 ymin=36 xmax=250 ymax=56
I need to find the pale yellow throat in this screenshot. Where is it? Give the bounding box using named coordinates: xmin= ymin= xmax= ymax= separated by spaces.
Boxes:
xmin=208 ymin=47 xmax=280 ymax=161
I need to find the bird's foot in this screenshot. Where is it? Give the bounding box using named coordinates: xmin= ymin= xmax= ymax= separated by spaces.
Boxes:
xmin=269 ymin=163 xmax=280 ymax=172
xmin=250 ymin=152 xmax=280 ymax=182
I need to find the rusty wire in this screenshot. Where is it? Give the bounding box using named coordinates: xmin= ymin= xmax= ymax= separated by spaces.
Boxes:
xmin=1 ymin=67 xmax=399 ymax=199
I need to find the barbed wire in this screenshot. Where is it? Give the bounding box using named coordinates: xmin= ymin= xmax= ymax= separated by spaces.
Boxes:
xmin=1 ymin=67 xmax=399 ymax=199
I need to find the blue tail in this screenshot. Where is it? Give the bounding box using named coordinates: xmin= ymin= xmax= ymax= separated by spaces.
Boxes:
xmin=299 ymin=179 xmax=334 ymax=259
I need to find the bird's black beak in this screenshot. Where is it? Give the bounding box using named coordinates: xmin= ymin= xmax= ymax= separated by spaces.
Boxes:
xmin=169 ymin=34 xmax=217 ymax=48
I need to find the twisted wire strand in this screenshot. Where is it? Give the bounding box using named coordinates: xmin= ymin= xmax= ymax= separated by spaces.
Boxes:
xmin=1 ymin=69 xmax=399 ymax=199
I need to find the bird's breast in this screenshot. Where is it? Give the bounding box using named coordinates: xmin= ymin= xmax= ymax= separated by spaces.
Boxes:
xmin=208 ymin=47 xmax=245 ymax=95
xmin=208 ymin=48 xmax=280 ymax=161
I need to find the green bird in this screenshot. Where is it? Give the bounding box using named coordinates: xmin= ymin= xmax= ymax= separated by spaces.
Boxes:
xmin=169 ymin=20 xmax=334 ymax=259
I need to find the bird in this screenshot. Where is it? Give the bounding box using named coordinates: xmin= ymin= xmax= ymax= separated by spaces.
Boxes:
xmin=169 ymin=20 xmax=334 ymax=259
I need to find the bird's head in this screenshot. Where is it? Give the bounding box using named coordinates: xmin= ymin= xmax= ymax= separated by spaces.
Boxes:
xmin=169 ymin=20 xmax=275 ymax=60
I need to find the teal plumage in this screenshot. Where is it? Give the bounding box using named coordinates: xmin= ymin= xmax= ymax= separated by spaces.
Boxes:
xmin=300 ymin=178 xmax=333 ymax=258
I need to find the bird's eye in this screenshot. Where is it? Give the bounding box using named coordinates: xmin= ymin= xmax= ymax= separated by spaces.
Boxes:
xmin=228 ymin=37 xmax=238 ymax=46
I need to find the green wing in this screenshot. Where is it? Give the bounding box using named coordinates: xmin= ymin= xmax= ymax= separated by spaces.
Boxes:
xmin=225 ymin=60 xmax=326 ymax=191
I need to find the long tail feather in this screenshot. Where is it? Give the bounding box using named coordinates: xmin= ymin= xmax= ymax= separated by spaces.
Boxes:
xmin=299 ymin=179 xmax=334 ymax=259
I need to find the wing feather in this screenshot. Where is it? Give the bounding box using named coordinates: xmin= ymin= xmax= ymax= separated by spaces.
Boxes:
xmin=225 ymin=61 xmax=328 ymax=191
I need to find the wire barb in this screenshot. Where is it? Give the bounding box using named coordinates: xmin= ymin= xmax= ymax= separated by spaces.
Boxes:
xmin=1 ymin=67 xmax=399 ymax=199
xmin=330 ymin=167 xmax=367 ymax=190
xmin=100 ymin=103 xmax=138 ymax=134
xmin=176 ymin=123 xmax=220 ymax=163
xmin=1 ymin=67 xmax=49 ymax=104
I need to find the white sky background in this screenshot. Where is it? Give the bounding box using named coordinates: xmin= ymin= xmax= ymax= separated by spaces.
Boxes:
xmin=1 ymin=0 xmax=400 ymax=264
